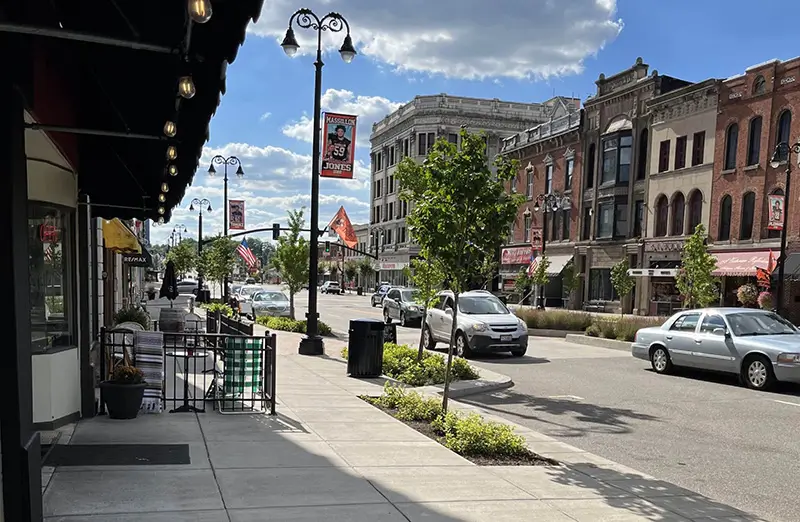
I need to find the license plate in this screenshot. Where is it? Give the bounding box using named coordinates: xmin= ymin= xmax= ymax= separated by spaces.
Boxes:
xmin=500 ymin=335 xmax=512 ymax=342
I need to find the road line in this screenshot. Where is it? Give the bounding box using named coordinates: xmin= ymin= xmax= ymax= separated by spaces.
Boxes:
xmin=773 ymin=399 xmax=800 ymax=407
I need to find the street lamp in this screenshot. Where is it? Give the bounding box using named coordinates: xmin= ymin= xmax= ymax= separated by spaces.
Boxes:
xmin=207 ymin=155 xmax=244 ymax=303
xmin=169 ymin=224 xmax=187 ymax=248
xmin=769 ymin=141 xmax=800 ymax=317
xmin=190 ymin=198 xmax=212 ymax=301
xmin=533 ymin=193 xmax=570 ymax=309
xmin=281 ymin=8 xmax=356 ymax=356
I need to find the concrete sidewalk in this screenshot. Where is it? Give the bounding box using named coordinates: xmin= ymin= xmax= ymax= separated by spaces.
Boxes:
xmin=42 ymin=329 xmax=765 ymax=521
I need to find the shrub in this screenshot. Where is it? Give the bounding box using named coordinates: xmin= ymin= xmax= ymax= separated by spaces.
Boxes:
xmin=110 ymin=365 xmax=145 ymax=384
xmin=342 ymin=343 xmax=479 ymax=386
xmin=585 ymin=324 xmax=600 ymax=337
xmin=255 ymin=316 xmax=332 ymax=336
xmin=432 ymin=411 xmax=528 ymax=457
xmin=757 ymin=291 xmax=774 ymax=310
xmin=203 ymin=302 xmax=233 ymax=317
xmin=737 ymin=283 xmax=758 ymax=307
xmin=516 ymin=309 xmax=593 ymax=331
xmin=113 ymin=307 xmax=150 ymax=330
xmin=598 ymin=320 xmax=617 ymax=339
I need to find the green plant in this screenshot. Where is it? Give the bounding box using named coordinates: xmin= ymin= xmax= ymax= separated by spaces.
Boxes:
xmin=613 ymin=317 xmax=662 ymax=342
xmin=561 ymin=261 xmax=582 ymax=303
xmin=203 ymin=302 xmax=233 ymax=317
xmin=530 ymin=253 xmax=551 ymax=291
xmin=737 ymin=283 xmax=758 ymax=307
xmin=676 ymin=224 xmax=719 ymax=308
xmin=357 ymin=258 xmax=374 ymax=288
xmin=113 ymin=307 xmax=150 ymax=330
xmin=757 ymin=291 xmax=774 ymax=310
xmin=344 ymin=261 xmax=358 ymax=290
xmin=513 ymin=268 xmax=533 ymax=303
xmin=255 ymin=315 xmax=332 ymax=336
xmin=272 ymin=209 xmax=310 ymax=319
xmin=407 ymin=251 xmax=446 ymax=360
xmin=610 ymin=259 xmax=635 ymax=316
xmin=110 ymin=365 xmax=145 ymax=384
xmin=516 ymin=309 xmax=593 ymax=331
xmin=585 ymin=324 xmax=601 ymax=337
xmin=598 ymin=320 xmax=617 ymax=339
xmin=166 ymin=240 xmax=197 ymax=278
xmin=432 ymin=411 xmax=528 ymax=457
xmin=342 ymin=343 xmax=479 ymax=386
xmin=200 ymin=236 xmax=239 ymax=296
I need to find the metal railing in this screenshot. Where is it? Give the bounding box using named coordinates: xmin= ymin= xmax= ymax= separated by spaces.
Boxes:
xmin=207 ymin=311 xmax=255 ymax=336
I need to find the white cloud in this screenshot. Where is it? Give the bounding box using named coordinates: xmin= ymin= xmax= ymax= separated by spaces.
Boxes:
xmin=259 ymin=112 xmax=272 ymax=121
xmin=250 ymin=0 xmax=623 ymax=80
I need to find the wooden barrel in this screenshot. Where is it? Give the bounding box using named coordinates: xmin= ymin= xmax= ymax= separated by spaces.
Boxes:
xmin=159 ymin=308 xmax=185 ymax=333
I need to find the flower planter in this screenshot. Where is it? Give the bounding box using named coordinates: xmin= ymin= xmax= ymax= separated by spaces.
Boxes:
xmin=100 ymin=381 xmax=146 ymax=419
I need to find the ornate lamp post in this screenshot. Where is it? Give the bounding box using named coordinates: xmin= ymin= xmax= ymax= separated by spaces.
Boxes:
xmin=281 ymin=8 xmax=357 ymax=355
xmin=190 ymin=198 xmax=212 ymax=301
xmin=769 ymin=140 xmax=800 ymax=316
xmin=207 ymin=155 xmax=244 ymax=303
xmin=533 ymin=193 xmax=570 ymax=309
xmin=169 ymin=224 xmax=187 ymax=249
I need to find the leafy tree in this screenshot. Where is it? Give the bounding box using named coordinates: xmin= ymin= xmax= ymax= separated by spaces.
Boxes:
xmin=407 ymin=251 xmax=446 ymax=361
xmin=561 ymin=261 xmax=583 ymax=308
xmin=344 ymin=261 xmax=358 ymax=291
xmin=676 ymin=224 xmax=719 ymax=308
xmin=530 ymin=254 xmax=551 ymax=309
xmin=610 ymin=258 xmax=635 ymax=316
xmin=514 ymin=268 xmax=534 ymax=305
xmin=201 ymin=236 xmax=238 ymax=297
xmin=328 ymin=261 xmax=339 ymax=279
xmin=358 ymin=258 xmax=374 ymax=288
xmin=167 ymin=240 xmax=197 ymax=278
xmin=272 ymin=209 xmax=309 ymax=319
xmin=396 ymin=127 xmax=524 ymax=412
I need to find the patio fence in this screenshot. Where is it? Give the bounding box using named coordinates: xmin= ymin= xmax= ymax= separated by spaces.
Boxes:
xmin=207 ymin=311 xmax=255 ymax=336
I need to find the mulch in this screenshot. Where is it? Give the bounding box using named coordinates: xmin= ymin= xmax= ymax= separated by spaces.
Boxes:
xmin=362 ymin=397 xmax=558 ymax=467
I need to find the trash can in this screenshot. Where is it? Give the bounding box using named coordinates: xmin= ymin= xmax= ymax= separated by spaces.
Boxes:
xmin=357 ymin=287 xmax=363 ymax=296
xmin=347 ymin=319 xmax=385 ymax=378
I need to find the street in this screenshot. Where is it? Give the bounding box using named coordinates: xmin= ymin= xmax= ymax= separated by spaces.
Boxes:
xmin=268 ymin=285 xmax=800 ymax=522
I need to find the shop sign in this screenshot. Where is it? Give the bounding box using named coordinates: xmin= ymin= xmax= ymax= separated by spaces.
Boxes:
xmin=501 ymin=246 xmax=532 ymax=265
xmin=379 ymin=262 xmax=409 ymax=271
xmin=628 ymin=268 xmax=679 ymax=277
xmin=645 ymin=240 xmax=684 ymax=253
xmin=122 ymin=253 xmax=148 ymax=266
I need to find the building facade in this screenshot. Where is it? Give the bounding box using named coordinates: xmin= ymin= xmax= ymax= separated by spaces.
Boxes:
xmin=499 ymin=100 xmax=583 ymax=307
xmin=369 ymin=94 xmax=578 ymax=286
xmin=636 ymin=79 xmax=720 ymax=316
xmin=578 ymin=58 xmax=690 ymax=313
xmin=709 ymin=57 xmax=800 ymax=314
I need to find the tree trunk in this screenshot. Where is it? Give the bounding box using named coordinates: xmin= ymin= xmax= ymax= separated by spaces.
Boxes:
xmin=442 ymin=293 xmax=459 ymax=413
xmin=416 ymin=306 xmax=427 ymax=361
xmin=289 ymin=290 xmax=296 ymax=320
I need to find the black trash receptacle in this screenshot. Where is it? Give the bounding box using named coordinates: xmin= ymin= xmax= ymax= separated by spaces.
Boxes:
xmin=347 ymin=319 xmax=385 ymax=378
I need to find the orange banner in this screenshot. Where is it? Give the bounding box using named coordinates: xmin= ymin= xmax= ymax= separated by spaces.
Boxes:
xmin=327 ymin=206 xmax=358 ymax=248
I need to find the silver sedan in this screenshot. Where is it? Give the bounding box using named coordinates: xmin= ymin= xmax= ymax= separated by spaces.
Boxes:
xmin=632 ymin=307 xmax=800 ymax=390
xmin=251 ymin=291 xmax=291 ymax=318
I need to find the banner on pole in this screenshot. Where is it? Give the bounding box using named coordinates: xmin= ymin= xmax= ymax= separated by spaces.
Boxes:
xmin=229 ymin=200 xmax=245 ymax=230
xmin=321 ymin=112 xmax=357 ymax=179
xmin=531 ymin=228 xmax=543 ymax=252
xmin=767 ymin=194 xmax=784 ymax=231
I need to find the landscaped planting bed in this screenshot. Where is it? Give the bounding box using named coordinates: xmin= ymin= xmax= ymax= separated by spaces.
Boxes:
xmin=516 ymin=309 xmax=663 ymax=342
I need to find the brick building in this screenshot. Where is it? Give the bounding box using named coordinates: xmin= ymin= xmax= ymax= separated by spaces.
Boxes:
xmin=708 ymin=57 xmax=800 ymax=310
xmin=499 ymin=99 xmax=582 ymax=306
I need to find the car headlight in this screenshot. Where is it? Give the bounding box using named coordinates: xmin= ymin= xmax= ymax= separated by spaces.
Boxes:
xmin=518 ymin=319 xmax=527 ymax=330
xmin=471 ymin=323 xmax=488 ymax=332
xmin=777 ymin=353 xmax=800 ymax=364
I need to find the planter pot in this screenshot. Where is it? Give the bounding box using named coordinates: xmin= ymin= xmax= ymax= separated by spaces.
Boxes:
xmin=100 ymin=381 xmax=146 ymax=419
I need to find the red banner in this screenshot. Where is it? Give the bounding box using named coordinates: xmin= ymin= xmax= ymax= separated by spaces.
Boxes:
xmin=229 ymin=200 xmax=245 ymax=230
xmin=321 ymin=113 xmax=357 ymax=179
xmin=501 ymin=246 xmax=532 ymax=265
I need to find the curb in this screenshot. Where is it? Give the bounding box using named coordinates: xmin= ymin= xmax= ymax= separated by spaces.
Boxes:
xmin=565 ymin=333 xmax=632 ymax=352
xmin=528 ymin=328 xmax=585 ymax=338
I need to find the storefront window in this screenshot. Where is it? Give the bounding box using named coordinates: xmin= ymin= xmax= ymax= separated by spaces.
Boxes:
xmin=589 ymin=269 xmax=617 ymax=301
xmin=29 ymin=204 xmax=73 ymax=352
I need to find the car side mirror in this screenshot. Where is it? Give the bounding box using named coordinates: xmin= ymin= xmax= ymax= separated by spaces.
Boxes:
xmin=712 ymin=327 xmax=729 ymax=338
xmin=445 ymin=308 xmax=453 ymax=315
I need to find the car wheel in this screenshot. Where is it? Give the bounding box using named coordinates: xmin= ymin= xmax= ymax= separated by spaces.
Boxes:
xmin=423 ymin=325 xmax=436 ymax=350
xmin=400 ymin=312 xmax=407 ymax=327
xmin=455 ymin=332 xmax=474 ymax=359
xmin=650 ymin=345 xmax=673 ymax=374
xmin=371 ymin=298 xmax=376 ymax=307
xmin=742 ymin=355 xmax=776 ymax=390
xmin=510 ymin=348 xmax=527 ymax=357
xmin=383 ymin=308 xmax=392 ymax=324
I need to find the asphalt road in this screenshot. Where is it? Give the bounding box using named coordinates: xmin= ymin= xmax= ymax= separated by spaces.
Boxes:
xmin=267 ymin=285 xmax=800 ymax=522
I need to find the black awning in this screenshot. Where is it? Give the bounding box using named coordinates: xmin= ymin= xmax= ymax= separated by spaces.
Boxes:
xmin=122 ymin=243 xmax=153 ymax=267
xmin=779 ymin=253 xmax=800 ymax=280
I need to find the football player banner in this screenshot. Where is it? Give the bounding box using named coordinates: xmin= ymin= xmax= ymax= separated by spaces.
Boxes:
xmin=321 ymin=112 xmax=357 ymax=179
xmin=229 ymin=200 xmax=245 ymax=230
xmin=767 ymin=194 xmax=784 ymax=231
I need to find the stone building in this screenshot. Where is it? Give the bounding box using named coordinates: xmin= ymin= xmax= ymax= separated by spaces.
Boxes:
xmin=709 ymin=57 xmax=800 ymax=312
xmin=499 ymin=99 xmax=583 ymax=306
xmin=369 ymin=94 xmax=571 ymax=286
xmin=578 ymin=58 xmax=690 ymax=313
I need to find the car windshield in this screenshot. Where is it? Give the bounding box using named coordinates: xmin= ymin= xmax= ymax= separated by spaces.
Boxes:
xmin=458 ymin=295 xmax=508 ymax=315
xmin=727 ymin=311 xmax=799 ymax=336
xmin=401 ymin=290 xmax=419 ymax=302
xmin=379 ymin=285 xmax=390 ymax=293
xmin=239 ymin=286 xmax=261 ymax=296
xmin=254 ymin=291 xmax=288 ymax=302
xmin=327 ymin=282 xmax=339 ymax=287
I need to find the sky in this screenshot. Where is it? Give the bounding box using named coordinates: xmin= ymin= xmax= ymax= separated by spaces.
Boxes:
xmin=151 ymin=0 xmax=800 ymax=245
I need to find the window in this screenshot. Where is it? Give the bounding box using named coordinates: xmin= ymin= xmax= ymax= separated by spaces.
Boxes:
xmin=692 ymin=131 xmax=705 ymax=166
xmin=767 ymin=188 xmax=784 ymax=239
xmin=30 ymin=204 xmax=74 ymax=353
xmin=589 ymin=269 xmax=617 ymax=301
xmin=596 ymin=201 xmax=614 ymax=238
xmin=601 ymin=134 xmax=632 ymax=184
xmin=671 ymin=313 xmax=701 ymax=332
xmin=724 ymin=124 xmax=738 ymax=170
xmin=753 ymin=75 xmax=766 ymax=95
xmin=718 ymin=195 xmax=732 ymax=241
xmin=388 ymin=202 xmax=394 ymax=220
xmin=671 ymin=192 xmax=685 ymax=236
xmin=549 ymin=210 xmax=558 ymax=242
xmin=417 ymin=133 xmax=427 ymax=156
xmin=655 ymin=195 xmax=668 ymax=237
xmin=658 ymin=140 xmax=670 ymax=173
xmin=448 ymin=133 xmax=458 ymax=145
xmin=375 ymin=152 xmax=383 ymax=171
xmin=403 ymin=138 xmax=409 ymax=158
xmin=386 ymin=229 xmax=392 ymax=244
xmin=747 ymin=117 xmax=762 ymax=166
xmin=582 ymin=207 xmax=591 ymax=240
xmin=615 ymin=204 xmax=628 ymax=237
xmin=389 ymin=146 xmax=396 ymax=166
xmin=526 ymin=170 xmax=533 ymax=198
xmin=637 ymin=128 xmax=648 ymax=180
xmin=687 ymin=190 xmax=703 ymax=235
xmin=562 ymin=209 xmax=570 ymax=240
xmin=675 ymin=136 xmax=687 ymax=170
xmin=776 ymin=110 xmax=792 ymax=161
xmin=523 ymin=214 xmax=532 ymax=243
xmin=544 ymin=164 xmax=553 ymax=193
xmin=565 ymin=158 xmax=574 ymax=190
xmin=586 ymin=143 xmax=596 ymax=188
xmin=633 ymin=200 xmax=644 ymax=237
xmin=740 ymin=191 xmax=755 ymax=240
xmin=389 ymin=176 xmax=395 ymax=193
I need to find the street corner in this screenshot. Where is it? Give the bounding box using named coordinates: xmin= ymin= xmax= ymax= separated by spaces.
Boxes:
xmin=419 ymin=365 xmax=514 ymax=399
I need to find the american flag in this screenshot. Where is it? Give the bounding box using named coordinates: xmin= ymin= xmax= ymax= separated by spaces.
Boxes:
xmin=236 ymin=239 xmax=258 ymax=268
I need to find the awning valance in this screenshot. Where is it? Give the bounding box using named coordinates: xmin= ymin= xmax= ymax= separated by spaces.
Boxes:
xmin=528 ymin=254 xmax=573 ymax=277
xmin=712 ymin=251 xmax=773 ymax=277
xmin=102 ymin=219 xmax=141 ymax=254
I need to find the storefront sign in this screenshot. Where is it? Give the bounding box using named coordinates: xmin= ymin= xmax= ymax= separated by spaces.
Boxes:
xmin=628 ymin=268 xmax=678 ymax=277
xmin=122 ymin=253 xmax=148 ymax=266
xmin=379 ymin=262 xmax=409 ymax=271
xmin=646 ymin=240 xmax=684 ymax=253
xmin=501 ymin=246 xmax=532 ymax=265
xmin=767 ymin=194 xmax=784 ymax=231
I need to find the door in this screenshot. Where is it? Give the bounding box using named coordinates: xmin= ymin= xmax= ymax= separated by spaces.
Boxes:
xmin=664 ymin=312 xmax=702 ymax=367
xmin=694 ymin=313 xmax=737 ymax=372
xmin=439 ymin=296 xmax=455 ymax=342
xmin=385 ymin=289 xmax=401 ymax=319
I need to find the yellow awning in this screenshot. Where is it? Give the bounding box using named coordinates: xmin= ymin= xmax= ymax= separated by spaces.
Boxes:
xmin=102 ymin=218 xmax=141 ymax=254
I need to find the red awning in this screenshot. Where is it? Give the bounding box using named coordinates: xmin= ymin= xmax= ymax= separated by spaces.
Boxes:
xmin=712 ymin=251 xmax=774 ymax=276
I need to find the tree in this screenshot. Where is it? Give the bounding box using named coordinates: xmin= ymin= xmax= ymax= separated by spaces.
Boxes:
xmin=610 ymin=258 xmax=635 ymax=316
xmin=328 ymin=261 xmax=339 ymax=279
xmin=201 ymin=236 xmax=238 ymax=297
xmin=530 ymin=254 xmax=551 ymax=309
xmin=514 ymin=268 xmax=533 ymax=305
xmin=407 ymin=251 xmax=446 ymax=361
xmin=561 ymin=260 xmax=582 ymax=309
xmin=676 ymin=224 xmax=719 ymax=308
xmin=344 ymin=261 xmax=358 ymax=292
xmin=358 ymin=258 xmax=374 ymax=289
xmin=166 ymin=240 xmax=197 ymax=278
xmin=396 ymin=127 xmax=524 ymax=412
xmin=272 ymin=209 xmax=309 ymax=319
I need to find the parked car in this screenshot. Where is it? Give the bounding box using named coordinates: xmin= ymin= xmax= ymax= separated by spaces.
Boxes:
xmin=383 ymin=288 xmax=424 ymax=327
xmin=422 ymin=290 xmax=528 ymax=358
xmin=251 ymin=290 xmax=291 ymax=318
xmin=371 ymin=284 xmax=392 ymax=307
xmin=176 ymin=279 xmax=205 ymax=295
xmin=321 ymin=281 xmax=341 ymax=294
xmin=232 ymin=284 xmax=264 ymax=316
xmin=632 ymin=308 xmax=800 ymax=390
xmin=245 ymin=277 xmax=256 ymax=285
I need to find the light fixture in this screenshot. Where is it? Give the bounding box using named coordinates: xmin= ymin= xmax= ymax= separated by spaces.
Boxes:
xmin=168 ymin=164 xmax=178 ymax=177
xmin=188 ymin=0 xmax=212 ymax=23
xmin=207 ymin=163 xmax=216 ymax=175
xmin=235 ymin=165 xmax=245 ymax=177
xmin=161 ymin=182 xmax=170 ymax=193
xmin=339 ymin=34 xmax=357 ymax=63
xmin=158 ymin=217 xmax=165 ymax=224
xmin=207 ymin=204 xmax=212 ymax=212
xmin=164 ymin=120 xmax=177 ymax=137
xmin=159 ymin=193 xmax=166 ymax=203
xmin=158 ymin=207 xmax=165 ymax=215
xmin=189 ymin=202 xmax=195 ymax=211
xmin=280 ymin=27 xmax=300 ymax=57
xmin=178 ymin=75 xmax=196 ymax=99
xmin=166 ymin=145 xmax=177 ymax=160
xmin=533 ymin=200 xmax=541 ymax=212
xmin=523 ymin=207 xmax=531 ymax=218
xmin=771 ymin=143 xmax=788 ymax=169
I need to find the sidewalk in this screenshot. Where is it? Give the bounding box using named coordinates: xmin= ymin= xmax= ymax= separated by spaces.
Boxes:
xmin=42 ymin=328 xmax=765 ymax=521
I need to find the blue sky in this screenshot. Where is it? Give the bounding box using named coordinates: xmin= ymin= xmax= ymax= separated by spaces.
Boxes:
xmin=153 ymin=0 xmax=799 ymax=244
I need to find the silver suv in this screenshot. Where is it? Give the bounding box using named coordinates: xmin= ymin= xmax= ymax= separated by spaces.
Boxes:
xmin=422 ymin=290 xmax=528 ymax=358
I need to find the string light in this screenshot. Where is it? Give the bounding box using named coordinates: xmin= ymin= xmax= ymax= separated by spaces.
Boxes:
xmin=161 ymin=182 xmax=169 ymax=193
xmin=168 ymin=164 xmax=178 ymax=177
xmin=163 ymin=121 xmax=176 ymax=137
xmin=178 ymin=76 xmax=196 ymax=99
xmin=188 ymin=0 xmax=212 ymax=23
xmin=166 ymin=146 xmax=177 ymax=160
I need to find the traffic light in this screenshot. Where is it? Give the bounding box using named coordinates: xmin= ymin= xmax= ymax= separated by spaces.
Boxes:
xmin=324 ymin=241 xmax=330 ymax=253
xmin=272 ymin=223 xmax=280 ymax=240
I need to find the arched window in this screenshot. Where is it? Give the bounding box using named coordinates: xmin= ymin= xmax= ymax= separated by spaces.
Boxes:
xmin=767 ymin=188 xmax=784 ymax=239
xmin=655 ymin=195 xmax=668 ymax=237
xmin=687 ymin=190 xmax=703 ymax=234
xmin=671 ymin=192 xmax=685 ymax=236
xmin=724 ymin=123 xmax=738 ymax=170
xmin=747 ymin=117 xmax=762 ymax=166
xmin=637 ymin=128 xmax=648 ymax=180
xmin=753 ymin=75 xmax=766 ymax=95
xmin=586 ymin=143 xmax=596 ymax=189
xmin=776 ymin=110 xmax=792 ymax=162
xmin=718 ymin=195 xmax=732 ymax=241
xmin=740 ymin=192 xmax=755 ymax=240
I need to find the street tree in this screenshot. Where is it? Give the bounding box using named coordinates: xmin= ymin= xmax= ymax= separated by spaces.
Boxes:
xmin=676 ymin=224 xmax=719 ymax=308
xmin=407 ymin=251 xmax=446 ymax=361
xmin=272 ymin=209 xmax=309 ymax=319
xmin=514 ymin=268 xmax=533 ymax=305
xmin=561 ymin=261 xmax=583 ymax=309
xmin=396 ymin=127 xmax=524 ymax=412
xmin=610 ymin=258 xmax=635 ymax=316
xmin=344 ymin=261 xmax=358 ymax=292
xmin=530 ymin=254 xmax=551 ymax=308
xmin=357 ymin=258 xmax=374 ymax=289
xmin=201 ymin=236 xmax=238 ymax=297
xmin=166 ymin=240 xmax=197 ymax=278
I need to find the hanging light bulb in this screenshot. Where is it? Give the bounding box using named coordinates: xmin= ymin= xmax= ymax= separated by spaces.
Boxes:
xmin=158 ymin=217 xmax=165 ymax=224
xmin=164 ymin=120 xmax=177 ymax=137
xmin=158 ymin=207 xmax=165 ymax=215
xmin=168 ymin=164 xmax=178 ymax=177
xmin=158 ymin=193 xmax=166 ymax=203
xmin=166 ymin=145 xmax=177 ymax=160
xmin=161 ymin=182 xmax=170 ymax=193
xmin=188 ymin=0 xmax=212 ymax=23
xmin=178 ymin=76 xmax=196 ymax=99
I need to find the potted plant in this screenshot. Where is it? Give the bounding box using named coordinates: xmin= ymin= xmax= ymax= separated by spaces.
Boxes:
xmin=757 ymin=290 xmax=774 ymax=310
xmin=737 ymin=283 xmax=758 ymax=307
xmin=113 ymin=306 xmax=150 ymax=330
xmin=100 ymin=364 xmax=146 ymax=419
